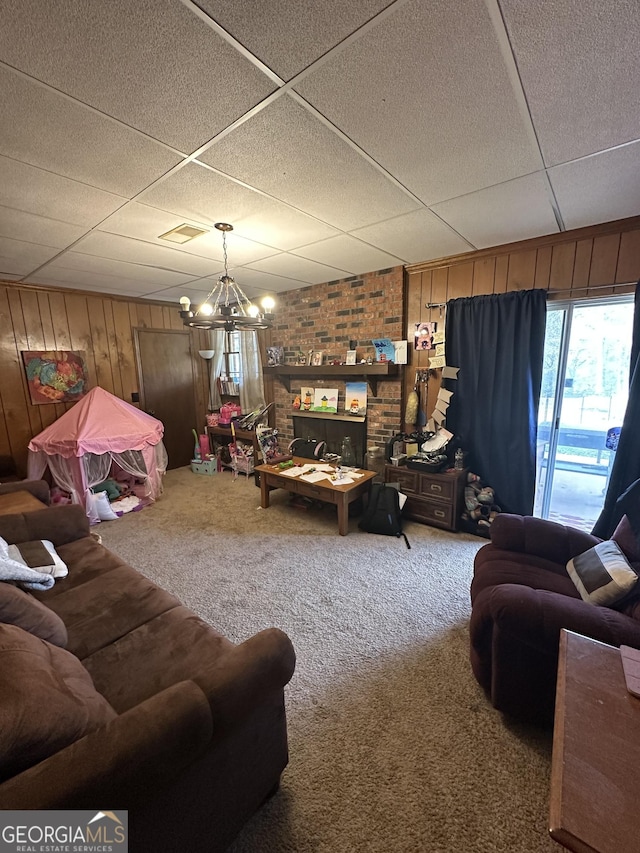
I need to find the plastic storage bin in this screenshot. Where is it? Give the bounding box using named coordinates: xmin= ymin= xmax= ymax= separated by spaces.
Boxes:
xmin=191 ymin=459 xmax=217 ymax=475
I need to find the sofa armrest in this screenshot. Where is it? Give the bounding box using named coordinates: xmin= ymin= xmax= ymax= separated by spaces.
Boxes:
xmin=489 ymin=513 xmax=601 ymax=564
xmin=0 ymin=680 xmax=213 ymax=809
xmin=0 ymin=480 xmax=50 ymax=504
xmin=479 ymin=583 xmax=640 ymax=653
xmin=0 ymin=504 xmax=90 ymax=547
xmin=195 ymin=627 xmax=296 ymax=729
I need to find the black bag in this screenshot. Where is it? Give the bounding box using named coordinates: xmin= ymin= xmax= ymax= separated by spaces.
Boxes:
xmin=288 ymin=437 xmax=327 ymax=459
xmin=358 ymin=483 xmax=411 ymax=548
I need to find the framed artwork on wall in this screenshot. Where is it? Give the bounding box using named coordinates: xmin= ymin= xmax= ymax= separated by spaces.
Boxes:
xmin=21 ymin=350 xmax=89 ymax=404
xmin=312 ymin=387 xmax=338 ymax=413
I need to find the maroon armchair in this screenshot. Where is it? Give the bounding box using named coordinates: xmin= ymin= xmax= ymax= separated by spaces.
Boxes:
xmin=469 ymin=513 xmax=640 ymax=724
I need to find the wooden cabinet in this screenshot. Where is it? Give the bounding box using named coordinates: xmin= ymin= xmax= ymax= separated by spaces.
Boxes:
xmin=384 ymin=464 xmax=466 ymax=531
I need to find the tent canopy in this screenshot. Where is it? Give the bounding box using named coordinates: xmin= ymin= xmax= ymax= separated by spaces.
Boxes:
xmin=28 ymin=386 xmax=164 ymax=457
xmin=27 ymin=387 xmax=166 ymax=523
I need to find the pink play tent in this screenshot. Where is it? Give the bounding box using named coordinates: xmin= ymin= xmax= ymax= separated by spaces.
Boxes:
xmin=27 ymin=386 xmax=168 ymax=523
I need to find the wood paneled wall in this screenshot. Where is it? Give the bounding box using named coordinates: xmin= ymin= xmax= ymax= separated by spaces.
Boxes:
xmin=404 ymin=216 xmax=640 ymax=419
xmin=0 ymin=282 xmax=212 ymax=476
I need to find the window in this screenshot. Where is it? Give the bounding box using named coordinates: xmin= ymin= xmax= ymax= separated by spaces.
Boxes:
xmin=218 ymin=331 xmax=241 ymax=396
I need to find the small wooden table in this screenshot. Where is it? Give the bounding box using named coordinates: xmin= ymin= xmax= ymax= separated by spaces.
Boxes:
xmin=255 ymin=457 xmax=376 ymax=535
xmin=549 ymin=630 xmax=640 ymax=853
xmin=0 ymin=490 xmax=48 ymax=516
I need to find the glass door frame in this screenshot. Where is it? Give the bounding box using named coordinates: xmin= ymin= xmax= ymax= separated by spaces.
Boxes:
xmin=537 ymin=294 xmax=634 ymax=520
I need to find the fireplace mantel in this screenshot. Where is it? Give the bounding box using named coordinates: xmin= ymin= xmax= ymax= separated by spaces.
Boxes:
xmin=265 ymin=362 xmax=399 ymax=395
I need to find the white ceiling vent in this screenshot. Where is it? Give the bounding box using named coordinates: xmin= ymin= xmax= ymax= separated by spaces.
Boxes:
xmin=158 ymin=224 xmax=210 ymax=244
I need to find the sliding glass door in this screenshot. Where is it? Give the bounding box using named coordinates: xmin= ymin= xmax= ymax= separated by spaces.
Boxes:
xmin=534 ymin=297 xmax=633 ymax=531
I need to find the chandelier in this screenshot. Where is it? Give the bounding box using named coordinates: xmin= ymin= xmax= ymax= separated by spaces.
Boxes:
xmin=178 ymin=222 xmax=275 ymax=331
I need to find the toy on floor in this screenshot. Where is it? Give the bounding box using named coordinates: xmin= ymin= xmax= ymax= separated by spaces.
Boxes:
xmin=461 ymin=471 xmax=502 ymax=537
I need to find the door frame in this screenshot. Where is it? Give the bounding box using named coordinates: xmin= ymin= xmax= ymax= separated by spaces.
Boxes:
xmin=133 ymin=327 xmax=199 ymax=469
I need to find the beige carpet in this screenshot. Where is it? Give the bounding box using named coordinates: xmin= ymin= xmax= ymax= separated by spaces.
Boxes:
xmin=99 ymin=467 xmax=557 ymax=853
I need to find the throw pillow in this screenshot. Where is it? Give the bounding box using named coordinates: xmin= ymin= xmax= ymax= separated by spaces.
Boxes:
xmin=90 ymin=491 xmax=118 ymax=522
xmin=566 ymin=540 xmax=640 ymax=606
xmin=0 ymin=623 xmax=117 ymax=783
xmin=0 ymin=582 xmax=68 ymax=647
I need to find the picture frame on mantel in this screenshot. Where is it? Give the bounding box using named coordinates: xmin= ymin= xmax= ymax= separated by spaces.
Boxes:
xmin=346 ymin=350 xmax=357 ymax=365
xmin=311 ymin=351 xmax=324 ymax=366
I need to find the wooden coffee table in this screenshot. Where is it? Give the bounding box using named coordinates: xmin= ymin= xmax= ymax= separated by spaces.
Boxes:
xmin=255 ymin=457 xmax=376 ymax=535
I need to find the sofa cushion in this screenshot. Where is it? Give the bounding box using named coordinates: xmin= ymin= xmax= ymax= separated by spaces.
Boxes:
xmin=31 ymin=536 xmax=126 ymax=601
xmin=83 ymin=605 xmax=232 ymax=713
xmin=0 ymin=624 xmax=116 ymax=783
xmin=566 ymin=540 xmax=640 ymax=606
xmin=42 ymin=565 xmax=181 ymax=659
xmin=0 ymin=582 xmax=68 ymax=647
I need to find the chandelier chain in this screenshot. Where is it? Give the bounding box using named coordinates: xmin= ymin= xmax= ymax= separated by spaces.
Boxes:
xmin=222 ymin=229 xmax=229 ymax=278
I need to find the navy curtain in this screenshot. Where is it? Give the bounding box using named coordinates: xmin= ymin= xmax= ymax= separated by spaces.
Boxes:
xmin=592 ymin=282 xmax=640 ymax=538
xmin=445 ymin=288 xmax=547 ymax=516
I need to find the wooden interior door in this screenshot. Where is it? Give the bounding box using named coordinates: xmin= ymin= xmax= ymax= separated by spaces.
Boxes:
xmin=134 ymin=328 xmax=197 ymax=470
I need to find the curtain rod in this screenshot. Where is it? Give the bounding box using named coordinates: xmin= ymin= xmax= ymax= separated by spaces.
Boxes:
xmin=548 ymin=282 xmax=636 ymax=294
xmin=424 ymin=281 xmax=640 ymax=308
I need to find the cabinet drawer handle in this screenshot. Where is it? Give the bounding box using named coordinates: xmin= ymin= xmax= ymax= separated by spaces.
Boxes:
xmin=429 ymin=484 xmax=442 ymax=492
xmin=434 ymin=509 xmax=446 ymax=518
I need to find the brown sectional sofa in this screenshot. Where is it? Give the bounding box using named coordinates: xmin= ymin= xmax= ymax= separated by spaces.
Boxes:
xmin=0 ymin=483 xmax=296 ymax=852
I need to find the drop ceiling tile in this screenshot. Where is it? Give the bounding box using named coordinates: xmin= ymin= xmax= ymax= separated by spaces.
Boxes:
xmin=196 ymin=0 xmax=394 ymax=80
xmin=140 ymin=163 xmax=340 ymax=249
xmin=296 ymin=0 xmax=542 ymax=204
xmin=199 ymin=94 xmax=419 ymax=230
xmin=500 ymin=0 xmax=640 ymax=165
xmin=41 ymin=252 xmax=195 ymax=287
xmin=71 ymin=232 xmax=215 ymax=277
xmin=99 ymin=203 xmax=281 ymax=264
xmin=27 ymin=267 xmax=170 ymax=296
xmin=0 ymin=236 xmax=61 ymax=276
xmin=0 ymin=206 xmax=87 ymax=248
xmin=0 ymin=157 xmax=126 ymax=227
xmin=246 ymin=253 xmax=350 ymax=284
xmin=0 ymin=0 xmax=276 ymax=152
xmin=350 ymin=210 xmax=472 ymax=263
xmin=158 ymin=275 xmax=291 ymax=305
xmin=149 ymin=281 xmax=222 ymax=305
xmin=291 ymin=234 xmax=402 ymax=274
xmin=432 ymin=173 xmax=560 ymax=249
xmin=0 ymin=67 xmax=182 ymax=197
xmin=549 ymin=143 xmax=640 ymax=231
xmin=226 ymin=267 xmax=311 ymax=294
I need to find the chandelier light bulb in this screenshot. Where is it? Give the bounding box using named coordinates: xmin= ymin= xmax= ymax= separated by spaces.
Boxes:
xmin=199 ymin=302 xmax=214 ymax=316
xmin=261 ymin=296 xmax=275 ymax=311
xmin=247 ymin=304 xmax=260 ymax=317
xmin=179 ymin=296 xmax=191 ymax=310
